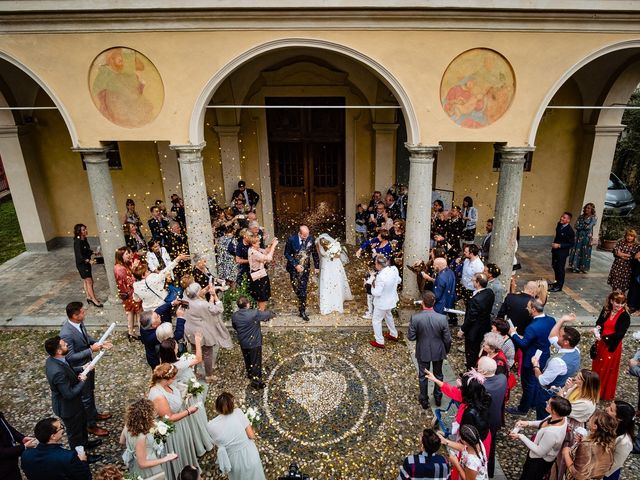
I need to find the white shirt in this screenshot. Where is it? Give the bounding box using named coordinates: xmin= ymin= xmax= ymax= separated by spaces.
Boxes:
xmin=518 ymin=417 xmax=567 ymax=461
xmin=538 ymin=346 xmax=577 ymax=387
xmin=462 ymin=256 xmax=484 ymax=290
xmin=146 ymin=247 xmax=173 ymax=279
xmin=606 ymin=434 xmax=633 ymax=476
xmin=67 ymin=321 xmax=83 ymax=335
xmin=133 ymin=259 xmax=178 ymax=311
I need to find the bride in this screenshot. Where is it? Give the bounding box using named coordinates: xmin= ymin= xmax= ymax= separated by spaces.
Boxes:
xmin=316 ymin=233 xmax=353 ymax=315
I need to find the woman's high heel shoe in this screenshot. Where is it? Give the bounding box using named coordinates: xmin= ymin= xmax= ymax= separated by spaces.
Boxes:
xmin=87 ymin=299 xmax=104 ymax=308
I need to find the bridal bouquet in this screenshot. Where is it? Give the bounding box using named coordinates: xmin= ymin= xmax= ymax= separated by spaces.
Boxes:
xmin=180 ymin=352 xmax=196 ymax=362
xmin=245 ymin=406 xmax=261 ymax=426
xmin=327 ymin=239 xmax=342 ymax=260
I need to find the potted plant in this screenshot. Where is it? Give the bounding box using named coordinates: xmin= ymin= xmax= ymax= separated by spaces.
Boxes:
xmin=599 ymin=217 xmax=628 ymax=251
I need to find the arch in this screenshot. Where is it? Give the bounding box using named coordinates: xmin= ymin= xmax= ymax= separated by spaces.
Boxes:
xmin=189 ymin=38 xmax=419 ymax=145
xmin=0 ymin=50 xmax=79 ymax=146
xmin=528 ymin=39 xmax=640 ymax=145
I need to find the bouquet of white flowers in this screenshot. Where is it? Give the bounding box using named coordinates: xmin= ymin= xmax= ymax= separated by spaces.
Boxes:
xmin=180 ymin=352 xmax=196 ymax=362
xmin=186 ymin=378 xmax=205 ymax=397
xmin=245 ymin=406 xmax=261 ymax=426
xmin=327 ymin=239 xmax=342 ymax=260
xmin=150 ymin=417 xmax=175 ymax=444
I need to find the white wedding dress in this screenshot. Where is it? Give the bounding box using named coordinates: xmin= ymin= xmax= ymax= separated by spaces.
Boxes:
xmin=316 ymin=234 xmax=353 ymax=315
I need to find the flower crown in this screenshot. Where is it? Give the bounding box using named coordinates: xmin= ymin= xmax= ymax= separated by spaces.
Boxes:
xmin=463 ymin=368 xmax=486 ymax=385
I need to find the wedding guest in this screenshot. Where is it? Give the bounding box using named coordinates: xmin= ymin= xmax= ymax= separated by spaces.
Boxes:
xmin=232 ymin=180 xmax=260 ymax=209
xmin=60 ymin=302 xmax=112 ymax=438
xmin=460 ymin=273 xmax=494 ymax=369
xmin=491 ymin=318 xmax=515 ymax=369
xmin=427 ymin=257 xmax=456 ymax=317
xmin=148 ymin=205 xmax=169 ymax=245
xmin=510 ymin=396 xmax=572 ymax=480
xmin=44 ymin=336 xmax=91 ymax=450
xmin=561 ymin=410 xmax=617 ymax=480
xmin=607 ymin=229 xmax=640 ymax=292
xmin=133 ymin=252 xmax=190 ymax=313
xmin=407 ymin=290 xmax=451 ymax=409
xmin=592 ymin=291 xmax=631 ymax=401
xmin=207 ymin=392 xmax=265 ymax=480
xmin=424 ymin=369 xmax=492 ymax=459
xmin=398 ymin=428 xmax=450 ymax=480
xmin=248 ymin=235 xmax=279 ymax=311
xmin=234 ymin=229 xmax=253 ymax=283
xmin=355 ymin=203 xmax=368 ymax=245
xmin=496 ymin=280 xmax=538 ymax=335
xmin=231 ymin=296 xmax=274 ymax=389
xmin=549 ymin=211 xmax=575 ymax=293
xmin=484 ymin=263 xmax=505 ymax=320
xmin=477 ymin=356 xmax=507 ymax=478
xmin=439 ymin=425 xmax=487 ymax=480
xmin=179 ymin=465 xmax=200 ymax=480
xmin=604 ymin=400 xmax=635 ymax=480
xmin=479 ymin=332 xmax=509 ymax=376
xmin=73 ymin=223 xmax=102 ymax=308
xmin=158 ymin=335 xmax=214 ymax=457
xmin=124 ymin=222 xmax=146 ymax=253
xmin=461 ymin=196 xmax=478 ymax=242
xmin=183 ymin=283 xmax=232 ymax=383
xmin=21 ymin=417 xmax=91 ymax=480
xmin=507 ymin=299 xmax=555 ymax=416
xmin=120 ymin=399 xmax=178 ymax=479
xmin=139 ymin=310 xmax=163 ymax=369
xmin=191 ymin=253 xmax=214 ymax=291
xmin=217 ymin=224 xmax=238 ymax=286
xmin=166 ymin=221 xmax=191 ymax=283
xmin=121 ymin=198 xmax=142 ymax=229
xmin=170 ymin=194 xmax=186 ymax=229
xmin=480 ymin=219 xmax=493 ymax=261
xmin=356 ymin=229 xmax=393 ymax=262
xmin=570 ymin=203 xmax=597 ymax=273
xmin=146 ymin=239 xmax=173 ymax=275
xmin=0 ymin=411 xmax=36 ymax=480
xmin=369 ymin=255 xmax=402 ymax=349
xmin=114 ymin=247 xmax=142 ymax=341
xmin=535 ymin=278 xmax=549 ymax=305
xmin=148 ymin=363 xmax=201 ymax=478
xmin=442 ymin=206 xmax=465 ymax=259
xmin=460 ymin=244 xmax=484 ymax=303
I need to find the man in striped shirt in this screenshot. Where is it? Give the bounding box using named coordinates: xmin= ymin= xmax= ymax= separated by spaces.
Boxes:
xmin=398 ymin=428 xmax=450 ymax=480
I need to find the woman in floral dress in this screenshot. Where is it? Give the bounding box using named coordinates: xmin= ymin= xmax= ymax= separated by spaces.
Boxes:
xmin=607 ymin=229 xmax=640 ymax=291
xmin=216 ymin=224 xmax=238 ymax=286
xmin=114 ymin=246 xmax=142 ymax=341
xmin=569 ymin=203 xmax=597 ymax=273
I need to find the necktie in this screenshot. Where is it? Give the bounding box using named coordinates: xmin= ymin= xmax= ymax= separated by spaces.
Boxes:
xmin=156 ymin=252 xmax=166 ymax=270
xmin=80 ymin=323 xmax=90 ymax=345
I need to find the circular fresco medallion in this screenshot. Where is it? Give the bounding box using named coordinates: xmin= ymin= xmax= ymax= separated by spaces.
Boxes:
xmin=440 ymin=48 xmax=515 ymax=129
xmin=259 ymin=348 xmax=387 ymax=451
xmin=88 ymin=47 xmax=164 ymax=128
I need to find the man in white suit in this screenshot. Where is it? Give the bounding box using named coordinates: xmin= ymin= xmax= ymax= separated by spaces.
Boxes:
xmin=370 ymin=255 xmax=402 ymax=348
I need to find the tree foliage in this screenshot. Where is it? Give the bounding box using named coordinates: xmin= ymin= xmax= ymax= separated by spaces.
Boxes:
xmin=613 ymin=88 xmax=640 ymax=200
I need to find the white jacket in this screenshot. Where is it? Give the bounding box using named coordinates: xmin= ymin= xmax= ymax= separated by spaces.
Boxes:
xmin=371 ymin=265 xmax=401 ymax=310
xmin=133 ymin=259 xmax=178 ymax=311
xmin=146 ymin=248 xmax=173 ymax=278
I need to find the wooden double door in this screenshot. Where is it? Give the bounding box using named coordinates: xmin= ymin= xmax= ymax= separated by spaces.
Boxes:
xmin=267 ymin=97 xmax=345 ymax=233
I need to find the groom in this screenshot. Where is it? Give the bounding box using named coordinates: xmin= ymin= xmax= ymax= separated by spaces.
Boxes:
xmin=284 ymin=225 xmax=320 ymax=321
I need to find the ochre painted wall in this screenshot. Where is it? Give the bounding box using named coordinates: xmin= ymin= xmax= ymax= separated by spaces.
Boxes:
xmin=452 ymin=81 xmax=584 ymax=236
xmin=0 ymin=29 xmax=637 ymax=146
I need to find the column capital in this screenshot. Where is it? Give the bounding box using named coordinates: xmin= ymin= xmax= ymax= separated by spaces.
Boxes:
xmin=404 ymin=143 xmax=441 ymax=164
xmin=496 ymin=145 xmax=535 ymax=164
xmin=587 ymin=124 xmax=626 ymax=137
xmin=71 ymin=147 xmax=110 ymax=164
xmin=0 ymin=125 xmax=19 ymax=138
xmin=170 ymin=142 xmax=206 ymax=154
xmin=213 ymin=125 xmax=241 ymax=136
xmin=372 ymin=123 xmax=399 ymax=132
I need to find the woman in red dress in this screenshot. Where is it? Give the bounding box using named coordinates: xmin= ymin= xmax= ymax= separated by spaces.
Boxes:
xmin=592 ymin=290 xmax=631 ymax=401
xmin=114 ymin=246 xmax=142 ymax=341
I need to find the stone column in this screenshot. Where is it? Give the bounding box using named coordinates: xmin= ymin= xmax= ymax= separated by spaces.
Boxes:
xmin=73 ymin=147 xmax=125 ymax=299
xmin=0 ymin=125 xmax=55 ymax=250
xmin=214 ymin=126 xmax=243 ymax=204
xmin=156 ymin=141 xmax=182 ymax=203
xmin=170 ymin=143 xmax=217 ymax=273
xmin=372 ymin=123 xmax=399 ymax=193
xmin=579 ymin=125 xmax=625 ymax=242
xmin=491 ymin=146 xmax=535 ymax=290
xmin=402 ymin=144 xmax=441 ymax=299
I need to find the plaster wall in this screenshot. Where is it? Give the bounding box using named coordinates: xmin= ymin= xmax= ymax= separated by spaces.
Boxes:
xmin=0 ymin=30 xmax=637 ymax=146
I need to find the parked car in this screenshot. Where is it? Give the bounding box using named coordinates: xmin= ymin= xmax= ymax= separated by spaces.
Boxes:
xmin=604 ymin=172 xmax=636 ymax=216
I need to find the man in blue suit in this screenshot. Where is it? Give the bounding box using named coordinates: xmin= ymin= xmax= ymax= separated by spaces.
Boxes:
xmin=21 ymin=417 xmax=91 ymax=480
xmin=431 ymin=257 xmax=457 ymax=322
xmin=284 ymin=225 xmax=320 ymax=321
xmin=550 ymin=211 xmax=575 ymax=292
xmin=507 ymin=299 xmax=556 ymax=416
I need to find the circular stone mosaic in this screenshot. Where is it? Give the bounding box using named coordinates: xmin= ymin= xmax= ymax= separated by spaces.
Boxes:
xmin=440 ymin=48 xmax=515 ymax=129
xmin=258 ymin=348 xmax=387 ymax=451
xmin=88 ymin=47 xmax=164 ymax=128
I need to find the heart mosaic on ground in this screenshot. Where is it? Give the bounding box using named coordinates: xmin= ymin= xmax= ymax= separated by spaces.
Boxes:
xmin=284 ymin=370 xmax=347 ymax=422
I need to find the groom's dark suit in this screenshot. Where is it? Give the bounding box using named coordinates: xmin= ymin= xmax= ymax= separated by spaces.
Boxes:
xmin=284 ymin=233 xmax=320 ymax=314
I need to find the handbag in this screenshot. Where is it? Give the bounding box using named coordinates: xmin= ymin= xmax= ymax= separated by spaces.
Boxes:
xmin=589 ymin=341 xmax=598 ymax=360
xmin=512 ymin=263 xmax=522 ymax=271
xmin=250 ymin=268 xmax=268 ymax=281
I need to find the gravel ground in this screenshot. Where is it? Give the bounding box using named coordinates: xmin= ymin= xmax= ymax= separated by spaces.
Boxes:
xmin=2 ymin=324 xmax=640 ymax=479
